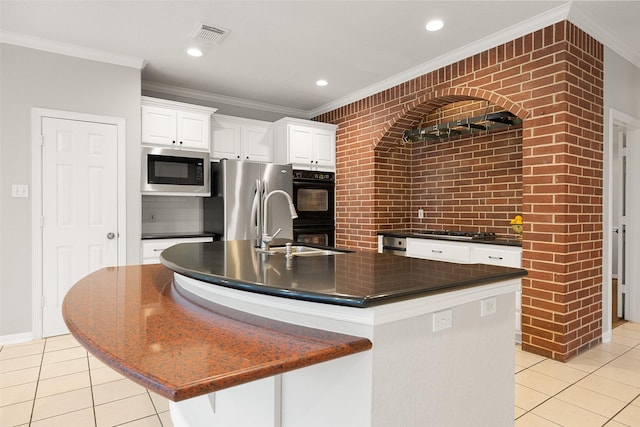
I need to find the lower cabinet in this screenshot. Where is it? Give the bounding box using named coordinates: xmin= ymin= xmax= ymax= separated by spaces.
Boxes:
xmin=141 ymin=237 xmax=213 ymax=264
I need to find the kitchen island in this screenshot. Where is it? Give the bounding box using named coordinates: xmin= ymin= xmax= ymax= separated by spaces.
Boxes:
xmin=63 ymin=240 xmax=527 ymax=427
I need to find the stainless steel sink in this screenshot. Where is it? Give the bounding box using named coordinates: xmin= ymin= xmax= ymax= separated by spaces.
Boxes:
xmin=265 ymin=245 xmax=350 ymax=256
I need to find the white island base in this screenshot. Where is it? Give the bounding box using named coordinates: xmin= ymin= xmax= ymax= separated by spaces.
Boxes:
xmin=171 ymin=274 xmax=519 ymax=427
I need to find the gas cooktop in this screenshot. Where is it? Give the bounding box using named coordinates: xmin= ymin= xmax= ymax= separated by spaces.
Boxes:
xmin=415 ymin=230 xmax=497 ymax=241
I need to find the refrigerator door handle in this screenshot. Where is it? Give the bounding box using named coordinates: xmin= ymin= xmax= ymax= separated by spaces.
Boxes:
xmin=250 ymin=179 xmax=261 ymax=240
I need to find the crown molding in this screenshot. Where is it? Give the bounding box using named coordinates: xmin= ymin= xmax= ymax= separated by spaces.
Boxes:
xmin=142 ymin=81 xmax=311 ymax=118
xmin=0 ymin=30 xmax=147 ymax=70
xmin=567 ymin=4 xmax=640 ymax=70
xmin=308 ymin=2 xmax=572 ymax=118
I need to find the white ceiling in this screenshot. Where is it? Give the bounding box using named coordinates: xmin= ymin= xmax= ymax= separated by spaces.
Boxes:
xmin=1 ymin=1 xmax=639 ymax=118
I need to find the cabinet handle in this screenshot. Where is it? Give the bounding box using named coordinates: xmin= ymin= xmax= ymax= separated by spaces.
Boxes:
xmin=179 ymin=141 xmax=183 ymax=145
xmin=488 ymin=256 xmax=503 ymax=260
xmin=246 ymin=156 xmax=249 ymax=159
xmin=431 ymin=250 xmax=443 ymax=254
xmin=236 ymin=155 xmax=241 ymax=159
xmin=172 ymin=140 xmax=176 ymax=144
xmin=153 ymin=248 xmax=164 ymax=252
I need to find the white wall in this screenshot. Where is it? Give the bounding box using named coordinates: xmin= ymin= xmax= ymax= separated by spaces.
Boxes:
xmin=0 ymin=44 xmax=142 ymax=338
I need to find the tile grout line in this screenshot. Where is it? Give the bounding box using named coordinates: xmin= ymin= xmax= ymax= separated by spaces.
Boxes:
xmin=27 ymin=338 xmax=47 ymax=426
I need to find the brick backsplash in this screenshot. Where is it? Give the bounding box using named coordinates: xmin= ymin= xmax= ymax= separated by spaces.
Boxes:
xmin=316 ymin=21 xmax=604 ymax=362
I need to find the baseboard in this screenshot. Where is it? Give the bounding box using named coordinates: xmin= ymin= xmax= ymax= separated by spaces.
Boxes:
xmin=602 ymin=329 xmax=612 ymax=344
xmin=0 ymin=332 xmax=34 ymax=345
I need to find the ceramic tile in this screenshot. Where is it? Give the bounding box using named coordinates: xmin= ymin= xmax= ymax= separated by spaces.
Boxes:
xmin=92 ymin=378 xmax=147 ymax=405
xmin=94 ymin=393 xmax=156 ymax=427
xmin=0 ymin=342 xmax=45 ymax=360
xmin=609 ymin=333 xmax=640 ymax=348
xmin=35 ymin=371 xmax=91 ymax=398
xmin=31 ymin=387 xmax=93 ymax=421
xmin=90 ymin=366 xmax=127 ymax=385
xmin=41 ymin=347 xmax=87 ymax=365
xmin=0 ymin=366 xmax=40 ymax=388
xmin=158 ymin=410 xmax=174 ymax=427
xmin=0 ymin=401 xmax=33 ymax=426
xmin=0 ymin=381 xmax=37 ymax=406
xmin=576 ymin=374 xmax=640 ymax=402
xmin=88 ymin=355 xmax=107 ymax=370
xmin=633 ymin=395 xmax=640 ymax=407
xmin=598 ymin=341 xmax=634 ymax=355
xmin=44 ymin=335 xmax=81 ymax=353
xmin=564 ymin=354 xmax=606 ymax=373
xmin=118 ymin=414 xmax=163 ymax=426
xmin=516 ymin=369 xmax=572 ymax=396
xmin=514 ymin=412 xmax=562 ymax=426
xmin=529 ymin=359 xmax=588 ymax=383
xmin=514 ymin=405 xmax=527 ymax=419
xmin=149 ymin=391 xmax=170 ymax=412
xmin=515 ymin=348 xmax=546 ymax=368
xmin=515 ymin=383 xmax=549 ymax=411
xmin=555 ymin=385 xmax=628 ymax=418
xmin=0 ymin=354 xmax=42 ymax=373
xmin=532 ymin=397 xmax=608 ymax=427
xmin=39 ymin=357 xmax=89 ymax=380
xmin=613 ymin=404 xmax=640 ymax=426
xmin=623 ymin=347 xmax=640 ymax=361
xmin=603 ymin=421 xmax=629 ymax=427
xmin=596 ymin=364 xmax=640 ymax=388
xmin=578 ymin=347 xmax=622 ymax=364
xmin=29 ymin=407 xmax=95 ymax=427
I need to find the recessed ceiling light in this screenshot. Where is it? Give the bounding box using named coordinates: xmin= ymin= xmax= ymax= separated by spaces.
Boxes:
xmin=425 ymin=19 xmax=444 ymax=32
xmin=316 ymin=80 xmax=328 ymax=87
xmin=187 ymin=47 xmax=203 ymax=57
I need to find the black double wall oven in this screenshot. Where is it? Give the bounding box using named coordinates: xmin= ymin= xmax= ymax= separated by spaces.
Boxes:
xmin=292 ymin=170 xmax=335 ymax=247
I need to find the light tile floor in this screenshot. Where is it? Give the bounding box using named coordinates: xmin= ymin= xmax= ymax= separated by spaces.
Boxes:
xmin=1 ymin=334 xmax=172 ymax=426
xmin=2 ymin=323 xmax=640 ymax=426
xmin=516 ymin=322 xmax=640 ymax=426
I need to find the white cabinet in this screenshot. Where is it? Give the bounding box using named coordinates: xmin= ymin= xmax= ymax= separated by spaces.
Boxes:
xmin=273 ymin=118 xmax=337 ymax=171
xmin=141 ymin=237 xmax=214 ymax=264
xmin=406 ymin=238 xmax=471 ymax=263
xmin=141 ymin=97 xmax=216 ymax=151
xmin=211 ymin=115 xmax=273 ymax=162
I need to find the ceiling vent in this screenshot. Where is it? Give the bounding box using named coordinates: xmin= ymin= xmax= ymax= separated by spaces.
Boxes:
xmin=190 ymin=22 xmax=230 ymax=45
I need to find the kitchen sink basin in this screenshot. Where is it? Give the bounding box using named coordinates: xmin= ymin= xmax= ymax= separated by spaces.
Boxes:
xmin=265 ymin=245 xmax=350 ymax=256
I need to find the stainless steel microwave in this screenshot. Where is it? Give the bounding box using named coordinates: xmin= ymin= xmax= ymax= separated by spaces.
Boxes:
xmin=141 ymin=147 xmax=210 ymax=195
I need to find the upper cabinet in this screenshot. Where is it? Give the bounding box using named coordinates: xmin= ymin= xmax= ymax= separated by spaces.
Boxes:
xmin=273 ymin=118 xmax=337 ymax=171
xmin=141 ymin=97 xmax=216 ymax=151
xmin=211 ymin=115 xmax=273 ymax=162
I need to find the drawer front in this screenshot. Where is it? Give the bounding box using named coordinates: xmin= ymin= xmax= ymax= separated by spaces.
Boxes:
xmin=406 ymin=239 xmax=471 ymax=263
xmin=472 ymin=246 xmax=521 ymax=268
xmin=142 ymin=237 xmax=213 ymax=260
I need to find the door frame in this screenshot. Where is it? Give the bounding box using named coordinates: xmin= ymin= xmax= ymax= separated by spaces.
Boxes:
xmin=31 ymin=108 xmax=127 ymax=339
xmin=603 ymin=108 xmax=640 ymax=342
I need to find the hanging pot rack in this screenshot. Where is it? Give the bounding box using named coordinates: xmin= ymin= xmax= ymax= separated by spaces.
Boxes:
xmin=402 ymin=110 xmax=522 ymax=144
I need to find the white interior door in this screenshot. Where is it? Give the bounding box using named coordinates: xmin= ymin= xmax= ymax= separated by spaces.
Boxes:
xmin=625 ymin=129 xmax=640 ymax=321
xmin=41 ymin=117 xmax=119 ymax=337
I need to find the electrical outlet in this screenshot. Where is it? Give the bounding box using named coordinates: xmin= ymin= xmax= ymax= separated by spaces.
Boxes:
xmin=11 ymin=184 xmax=29 ymax=198
xmin=149 ymin=213 xmax=157 ymax=222
xmin=418 ymin=208 xmax=424 ymax=219
xmin=481 ymin=297 xmax=497 ymax=316
xmin=433 ymin=309 xmax=453 ymax=332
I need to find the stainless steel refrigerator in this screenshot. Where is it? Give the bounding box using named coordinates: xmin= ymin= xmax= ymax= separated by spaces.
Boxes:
xmin=203 ymin=159 xmax=294 ymax=241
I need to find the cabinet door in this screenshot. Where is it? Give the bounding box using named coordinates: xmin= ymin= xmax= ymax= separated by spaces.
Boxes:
xmin=243 ymin=125 xmax=273 ymax=162
xmin=314 ymin=129 xmax=336 ymax=168
xmin=142 ymin=106 xmax=177 ymax=146
xmin=212 ymin=123 xmax=242 ymax=160
xmin=177 ymin=111 xmax=210 ymax=151
xmin=288 ymin=125 xmax=314 ymax=166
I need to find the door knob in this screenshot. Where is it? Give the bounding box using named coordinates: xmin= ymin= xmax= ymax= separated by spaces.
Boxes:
xmin=107 ymin=232 xmax=115 ymax=240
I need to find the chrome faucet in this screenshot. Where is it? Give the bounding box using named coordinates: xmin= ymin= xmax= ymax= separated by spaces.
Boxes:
xmin=261 ymin=190 xmax=298 ymax=251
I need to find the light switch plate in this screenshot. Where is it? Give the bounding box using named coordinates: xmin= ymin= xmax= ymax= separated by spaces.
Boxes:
xmin=11 ymin=184 xmax=29 ymax=198
xmin=433 ymin=309 xmax=453 ymax=332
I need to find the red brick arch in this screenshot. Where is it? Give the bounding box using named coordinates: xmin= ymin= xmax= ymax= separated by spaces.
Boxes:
xmin=375 ymin=88 xmax=529 ymax=153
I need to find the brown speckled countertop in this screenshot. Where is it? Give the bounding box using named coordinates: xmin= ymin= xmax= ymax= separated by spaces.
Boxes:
xmin=62 ymin=264 xmax=372 ymax=401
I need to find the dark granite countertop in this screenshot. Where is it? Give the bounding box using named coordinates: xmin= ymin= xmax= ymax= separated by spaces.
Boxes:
xmin=160 ymin=240 xmax=527 ymax=308
xmin=378 ymin=230 xmax=523 ymax=247
xmin=62 ymin=264 xmax=372 ymax=401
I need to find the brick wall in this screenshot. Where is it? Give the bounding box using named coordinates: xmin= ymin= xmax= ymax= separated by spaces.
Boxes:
xmin=315 ymin=21 xmax=604 ymax=361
